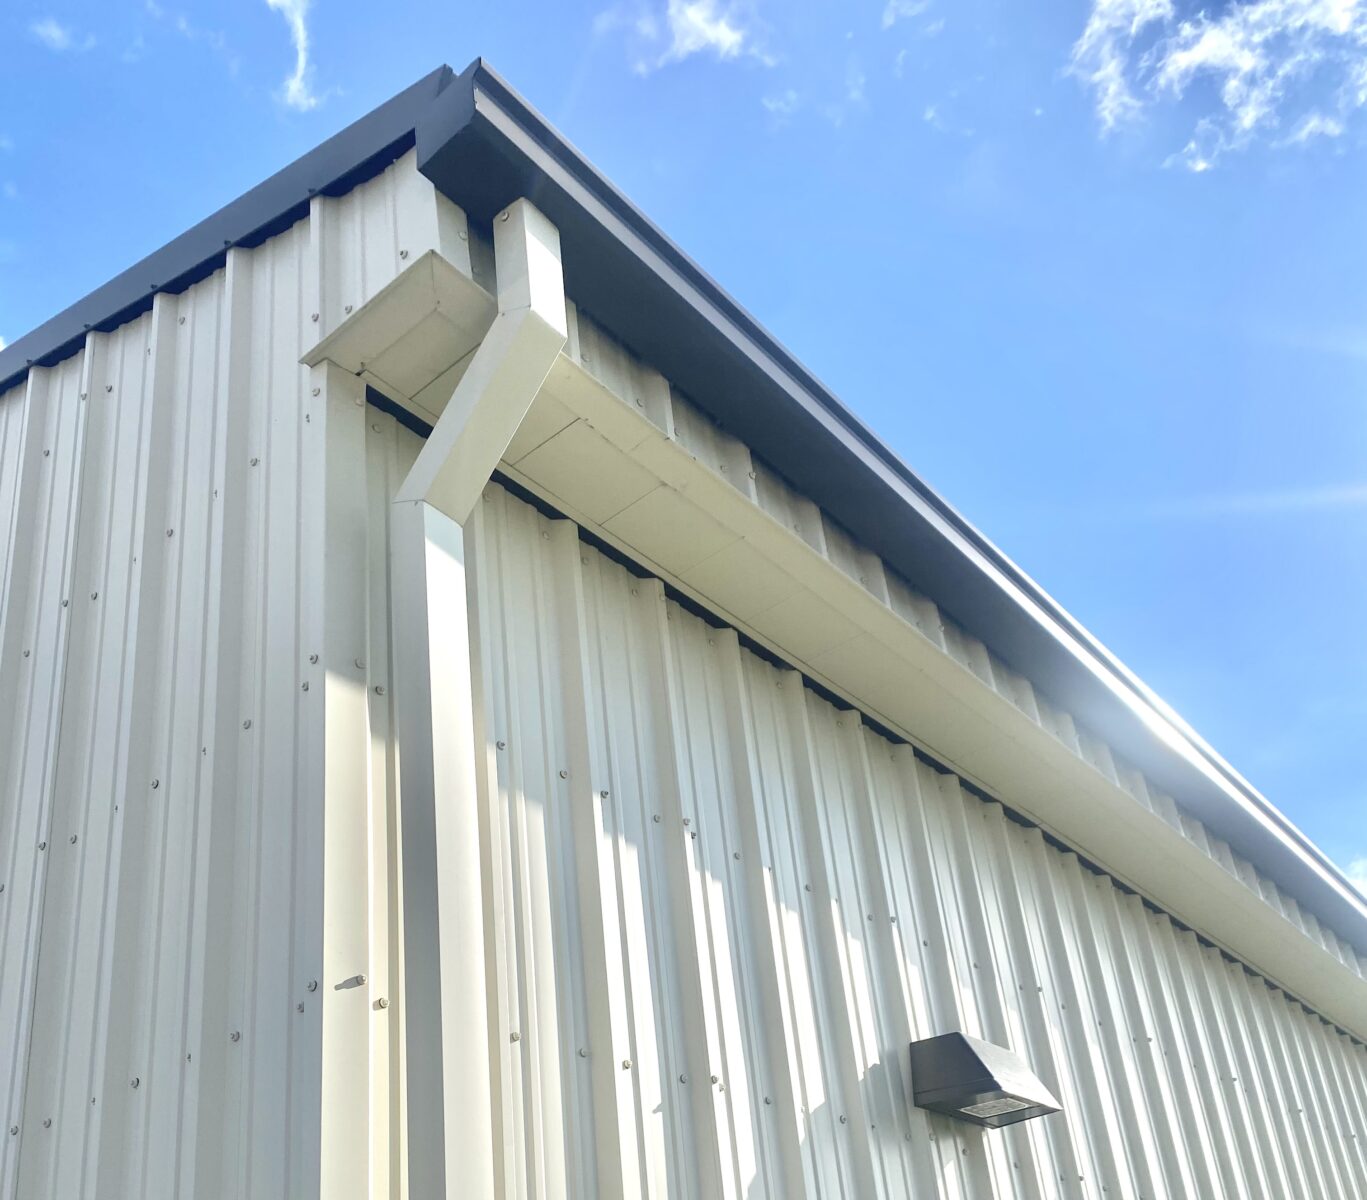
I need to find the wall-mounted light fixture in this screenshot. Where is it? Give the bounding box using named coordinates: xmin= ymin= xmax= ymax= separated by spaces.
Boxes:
xmin=909 ymin=1032 xmax=1060 ymax=1128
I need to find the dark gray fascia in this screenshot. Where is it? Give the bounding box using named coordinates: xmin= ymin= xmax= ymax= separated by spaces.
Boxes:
xmin=2 ymin=59 xmax=1362 ymax=956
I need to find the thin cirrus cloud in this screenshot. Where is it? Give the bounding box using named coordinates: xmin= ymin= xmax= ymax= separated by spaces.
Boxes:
xmin=1123 ymin=481 xmax=1367 ymax=520
xmin=882 ymin=0 xmax=931 ymax=30
xmin=596 ymin=0 xmax=769 ymax=73
xmin=29 ymin=17 xmax=96 ymax=52
xmin=265 ymin=0 xmax=321 ymax=110
xmin=1071 ymin=0 xmax=1367 ymax=169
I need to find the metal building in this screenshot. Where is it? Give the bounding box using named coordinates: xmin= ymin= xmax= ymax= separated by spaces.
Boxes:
xmin=1 ymin=59 xmax=1364 ymax=1200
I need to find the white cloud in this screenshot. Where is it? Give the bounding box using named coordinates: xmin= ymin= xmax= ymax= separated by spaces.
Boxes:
xmin=762 ymin=88 xmax=799 ymax=116
xmin=1345 ymin=857 xmax=1367 ymax=897
xmin=882 ymin=0 xmax=930 ymax=30
xmin=1073 ymin=0 xmax=1367 ymax=167
xmin=30 ymin=17 xmax=95 ymax=52
xmin=265 ymin=0 xmax=320 ymax=110
xmin=599 ymin=0 xmax=768 ymax=71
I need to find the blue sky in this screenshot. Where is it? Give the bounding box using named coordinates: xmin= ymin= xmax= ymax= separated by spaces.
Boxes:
xmin=2 ymin=0 xmax=1364 ymax=888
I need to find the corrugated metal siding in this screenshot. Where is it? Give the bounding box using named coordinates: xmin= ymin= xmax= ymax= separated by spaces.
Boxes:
xmin=557 ymin=311 xmax=1367 ymax=988
xmin=0 ymin=150 xmax=439 ymax=1198
xmin=467 ymin=481 xmax=1367 ymax=1200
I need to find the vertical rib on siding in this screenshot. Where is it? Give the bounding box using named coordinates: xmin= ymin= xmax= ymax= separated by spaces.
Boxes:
xmin=467 ymin=481 xmax=1367 ymax=1200
xmin=0 ymin=148 xmax=454 ymax=1200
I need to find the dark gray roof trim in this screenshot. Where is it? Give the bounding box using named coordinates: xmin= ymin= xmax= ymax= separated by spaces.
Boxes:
xmin=4 ymin=60 xmax=1363 ymax=954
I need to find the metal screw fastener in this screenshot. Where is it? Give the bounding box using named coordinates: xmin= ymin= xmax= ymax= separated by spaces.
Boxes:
xmin=62 ymin=599 xmax=68 ymax=607
xmin=499 ymin=210 xmax=510 ymax=222
xmin=354 ymin=658 xmax=365 ymax=670
xmin=250 ymin=457 xmax=259 ymax=466
xmin=578 ymin=1048 xmax=587 ymax=1058
xmin=682 ymin=817 xmax=691 ymax=826
xmin=230 ymin=1031 xmax=241 ymax=1042
xmin=374 ymin=685 xmax=385 ymax=696
xmin=497 ymin=741 xmax=506 ymax=750
xmin=311 ymin=387 xmax=320 ymax=397
xmin=70 ymin=835 xmax=77 ymax=844
xmin=839 ymin=1115 xmax=847 ymax=1124
xmin=9 ymin=1127 xmax=16 ymax=1136
xmin=179 ymin=316 xmax=186 ymax=325
xmin=43 ymin=449 xmax=50 ymax=457
xmin=559 ymin=770 xmax=568 ymax=779
xmin=653 ymin=814 xmax=661 ymax=823
xmin=301 ymin=682 xmax=309 ymax=691
xmin=764 ymin=1096 xmax=771 ymax=1105
xmin=307 ymin=980 xmax=318 ymax=992
xmin=621 ymin=1059 xmax=632 ymax=1071
xmin=510 ymin=1031 xmax=520 ymax=1042
xmin=106 ymin=384 xmax=113 ymax=393
xmin=804 ymin=883 xmax=812 ymax=892
xmin=42 ymin=1118 xmax=51 ymax=1128
xmin=399 ymin=249 xmax=409 ymax=259
xmin=311 ymin=313 xmax=319 ymax=322
xmin=38 ymin=842 xmax=46 ymax=851
xmin=309 ymin=653 xmax=319 ymax=664
xmin=356 ymin=974 xmax=367 ymax=985
xmin=243 ymin=720 xmax=251 ymax=729
xmin=344 ymin=305 xmax=353 ymax=315
xmin=130 ymin=1078 xmax=140 ymax=1089
xmin=679 ymin=1074 xmax=688 ymax=1083
xmin=733 ymin=852 xmax=741 ymax=861
xmin=23 ymin=650 xmax=29 ymax=657
xmin=600 ymin=790 xmax=609 ymax=800
xmin=167 ymin=528 xmax=174 ymax=537
xmin=297 ymin=1003 xmax=305 ymax=1013
xmin=710 ymin=1075 xmax=719 ymax=1085
xmin=376 ymin=997 xmax=389 ymax=1009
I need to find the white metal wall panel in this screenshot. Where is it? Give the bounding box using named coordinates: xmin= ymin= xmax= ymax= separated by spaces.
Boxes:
xmin=0 ymin=151 xmax=446 ymax=1199
xmin=466 ymin=481 xmax=1367 ymax=1200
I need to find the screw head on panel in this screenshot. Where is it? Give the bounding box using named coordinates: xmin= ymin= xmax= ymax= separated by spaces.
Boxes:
xmin=43 ymin=449 xmax=50 ymax=457
xmin=250 ymin=457 xmax=259 ymax=466
xmin=376 ymin=997 xmax=389 ymax=1009
xmin=70 ymin=835 xmax=77 ymax=844
xmin=230 ymin=1031 xmax=241 ymax=1042
xmin=42 ymin=1118 xmax=51 ymax=1128
xmin=9 ymin=1127 xmax=16 ymax=1136
xmin=91 ymin=592 xmax=98 ymax=600
xmin=496 ymin=741 xmax=506 ymax=751
xmin=301 ymin=682 xmax=309 ymax=691
xmin=354 ymin=658 xmax=365 ymax=670
xmin=311 ymin=387 xmax=320 ymax=397
xmin=344 ymin=305 xmax=353 ymax=315
xmin=710 ymin=1075 xmax=719 ymax=1085
xmin=297 ymin=1003 xmax=304 ymax=1013
xmin=578 ymin=1048 xmax=587 ymax=1058
xmin=243 ymin=720 xmax=251 ymax=729
xmin=652 ymin=814 xmax=661 ymax=823
xmin=311 ymin=313 xmax=319 ymax=322
xmin=356 ymin=974 xmax=367 ymax=985
xmin=309 ymin=653 xmax=319 ymax=664
xmin=151 ymin=779 xmax=159 ymax=789
xmin=499 ymin=210 xmax=510 ymax=222
xmin=600 ymin=790 xmax=609 ymax=800
xmin=37 ymin=842 xmax=46 ymax=851
xmin=679 ymin=1074 xmax=687 ymax=1084
xmin=399 ymin=249 xmax=409 ymax=259
xmin=621 ymin=1059 xmax=632 ymax=1071
xmin=374 ymin=685 xmax=385 ymax=696
xmin=130 ymin=1078 xmax=139 ymax=1089
xmin=307 ymin=980 xmax=318 ymax=992
xmin=510 ymin=1031 xmax=520 ymax=1042
xmin=559 ymin=770 xmax=567 ymax=779
xmin=166 ymin=529 xmax=174 ymax=537
xmin=106 ymin=384 xmax=113 ymax=393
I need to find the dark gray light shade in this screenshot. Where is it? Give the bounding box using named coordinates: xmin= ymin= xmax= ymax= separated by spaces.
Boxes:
xmin=909 ymin=1032 xmax=1061 ymax=1129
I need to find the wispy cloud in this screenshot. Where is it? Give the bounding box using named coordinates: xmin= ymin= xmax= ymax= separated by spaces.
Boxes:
xmin=1123 ymin=481 xmax=1367 ymax=519
xmin=145 ymin=1 xmax=239 ymax=75
xmin=265 ymin=0 xmax=320 ymax=110
xmin=30 ymin=17 xmax=95 ymax=52
xmin=762 ymin=88 xmax=800 ymax=117
xmin=1073 ymin=0 xmax=1367 ymax=168
xmin=597 ymin=0 xmax=769 ymax=72
xmin=1345 ymin=856 xmax=1367 ymax=898
xmin=882 ymin=0 xmax=931 ymax=30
